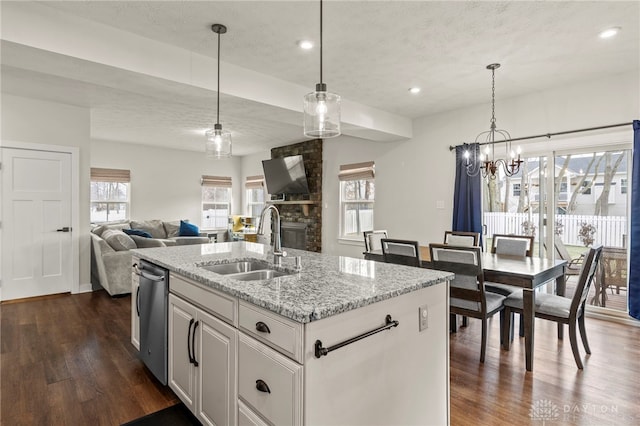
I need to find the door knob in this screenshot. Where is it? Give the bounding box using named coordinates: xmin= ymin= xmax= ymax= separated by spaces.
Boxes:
xmin=56 ymin=227 xmax=72 ymax=232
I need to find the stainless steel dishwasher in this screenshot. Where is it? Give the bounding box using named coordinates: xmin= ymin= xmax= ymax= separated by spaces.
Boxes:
xmin=137 ymin=259 xmax=168 ymax=385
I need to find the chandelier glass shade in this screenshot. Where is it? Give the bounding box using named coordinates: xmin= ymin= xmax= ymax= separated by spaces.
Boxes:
xmin=303 ymin=0 xmax=341 ymax=138
xmin=206 ymin=23 xmax=232 ymax=159
xmin=465 ymin=63 xmax=522 ymax=179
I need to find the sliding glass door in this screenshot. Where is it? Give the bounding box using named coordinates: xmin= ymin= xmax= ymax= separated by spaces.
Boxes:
xmin=482 ymin=144 xmax=630 ymax=314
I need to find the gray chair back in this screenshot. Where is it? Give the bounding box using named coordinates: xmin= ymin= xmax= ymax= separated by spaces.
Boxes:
xmin=429 ymin=244 xmax=484 ymax=313
xmin=380 ymin=238 xmax=421 ymax=267
xmin=492 ymin=234 xmax=535 ymax=257
xmin=444 ymin=231 xmax=480 ymax=247
xmin=363 ymin=230 xmax=388 ymax=252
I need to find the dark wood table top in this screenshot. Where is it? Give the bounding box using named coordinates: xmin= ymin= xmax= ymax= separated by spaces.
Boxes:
xmin=481 ymin=253 xmax=567 ymax=289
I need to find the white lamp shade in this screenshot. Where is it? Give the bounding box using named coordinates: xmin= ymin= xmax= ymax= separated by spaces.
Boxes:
xmin=303 ymin=90 xmax=341 ymax=138
xmin=205 ymin=128 xmax=232 ymax=159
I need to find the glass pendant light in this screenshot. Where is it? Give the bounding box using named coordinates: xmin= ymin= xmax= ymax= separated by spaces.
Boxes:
xmin=205 ymin=24 xmax=232 ymax=159
xmin=303 ymin=0 xmax=341 ymax=138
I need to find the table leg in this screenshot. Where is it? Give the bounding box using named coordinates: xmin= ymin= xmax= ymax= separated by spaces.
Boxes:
xmin=556 ymin=273 xmax=566 ymax=340
xmin=523 ymin=288 xmax=535 ymax=372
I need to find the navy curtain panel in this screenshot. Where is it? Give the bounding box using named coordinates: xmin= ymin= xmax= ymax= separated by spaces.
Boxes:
xmin=452 ymin=144 xmax=483 ymax=240
xmin=629 ymin=120 xmax=640 ymax=320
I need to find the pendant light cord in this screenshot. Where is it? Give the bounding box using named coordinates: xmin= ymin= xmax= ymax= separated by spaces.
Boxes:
xmin=216 ymin=30 xmax=221 ymax=126
xmin=319 ymin=0 xmax=323 ymax=86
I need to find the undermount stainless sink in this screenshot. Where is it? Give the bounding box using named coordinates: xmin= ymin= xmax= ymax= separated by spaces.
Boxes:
xmin=227 ymin=269 xmax=290 ymax=281
xmin=201 ymin=260 xmax=272 ymax=275
xmin=200 ymin=260 xmax=292 ymax=281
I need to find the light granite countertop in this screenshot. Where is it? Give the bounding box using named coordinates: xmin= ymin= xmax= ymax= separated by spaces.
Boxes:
xmin=132 ymin=242 xmax=452 ymax=323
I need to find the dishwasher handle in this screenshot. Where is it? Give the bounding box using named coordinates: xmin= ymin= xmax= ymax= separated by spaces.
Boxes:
xmin=138 ymin=270 xmax=165 ymax=282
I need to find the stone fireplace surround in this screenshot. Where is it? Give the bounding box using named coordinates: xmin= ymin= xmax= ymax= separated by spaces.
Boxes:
xmin=270 ymin=139 xmax=322 ymax=252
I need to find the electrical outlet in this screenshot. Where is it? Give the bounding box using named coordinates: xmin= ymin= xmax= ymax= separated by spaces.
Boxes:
xmin=418 ymin=305 xmax=428 ymax=331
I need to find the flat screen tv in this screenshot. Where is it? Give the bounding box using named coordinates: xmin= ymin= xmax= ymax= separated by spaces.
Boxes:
xmin=262 ymin=155 xmax=310 ymax=195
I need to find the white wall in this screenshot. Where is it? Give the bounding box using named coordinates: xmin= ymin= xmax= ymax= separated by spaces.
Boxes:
xmin=322 ymin=136 xmax=395 ymax=256
xmin=239 ymin=149 xmax=271 ymax=214
xmin=91 ymin=139 xmax=243 ymax=228
xmin=1 ymin=94 xmax=92 ymax=287
xmin=322 ymin=70 xmax=639 ymax=258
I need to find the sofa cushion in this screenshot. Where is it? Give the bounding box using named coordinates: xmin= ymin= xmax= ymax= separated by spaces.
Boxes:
xmin=102 ymin=229 xmax=137 ymax=251
xmin=179 ymin=220 xmax=200 ymax=237
xmin=92 ymin=221 xmax=131 ymax=237
xmin=130 ymin=220 xmax=166 ymax=239
xmin=163 ymin=221 xmax=181 ymax=238
xmin=171 ymin=236 xmax=210 ymax=245
xmin=123 ymin=228 xmax=153 ymax=238
xmin=130 ymin=235 xmax=167 ymax=248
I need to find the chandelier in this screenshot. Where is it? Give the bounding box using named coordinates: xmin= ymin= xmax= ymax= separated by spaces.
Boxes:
xmin=303 ymin=0 xmax=341 ymax=138
xmin=465 ymin=63 xmax=522 ymax=179
xmin=205 ymin=24 xmax=232 ymax=159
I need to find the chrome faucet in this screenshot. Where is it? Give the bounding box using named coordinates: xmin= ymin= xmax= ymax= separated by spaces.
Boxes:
xmin=257 ymin=204 xmax=287 ymax=266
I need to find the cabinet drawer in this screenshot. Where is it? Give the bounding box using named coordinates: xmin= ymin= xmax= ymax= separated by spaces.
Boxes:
xmin=238 ymin=400 xmax=269 ymax=426
xmin=239 ymin=301 xmax=303 ymax=363
xmin=239 ymin=334 xmax=303 ymax=426
xmin=170 ymin=273 xmax=237 ymax=325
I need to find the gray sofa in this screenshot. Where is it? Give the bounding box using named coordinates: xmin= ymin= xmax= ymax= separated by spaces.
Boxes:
xmin=90 ymin=220 xmax=209 ymax=296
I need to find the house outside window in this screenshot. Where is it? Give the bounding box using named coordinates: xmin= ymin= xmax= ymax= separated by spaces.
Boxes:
xmin=201 ymin=175 xmax=232 ymax=230
xmin=245 ymin=175 xmax=265 ymax=224
xmin=90 ymin=168 xmax=130 ymax=223
xmin=339 ymin=162 xmax=375 ymax=239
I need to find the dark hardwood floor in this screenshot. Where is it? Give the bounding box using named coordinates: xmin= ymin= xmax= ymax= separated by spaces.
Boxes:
xmin=2 ymin=290 xmax=639 ymax=425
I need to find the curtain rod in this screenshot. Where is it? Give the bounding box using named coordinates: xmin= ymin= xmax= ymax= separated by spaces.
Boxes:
xmin=448 ymin=121 xmax=634 ymax=151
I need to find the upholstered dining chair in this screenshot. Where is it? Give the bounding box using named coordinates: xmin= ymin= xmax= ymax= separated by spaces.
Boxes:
xmin=502 ymin=245 xmax=603 ymax=369
xmin=363 ymin=230 xmax=388 ymax=252
xmin=444 ymin=231 xmax=480 ymax=247
xmin=429 ymin=244 xmax=505 ymax=363
xmin=486 ymin=234 xmax=535 ymax=339
xmin=491 ymin=234 xmax=535 ymax=257
xmin=380 ymin=238 xmax=421 ymax=267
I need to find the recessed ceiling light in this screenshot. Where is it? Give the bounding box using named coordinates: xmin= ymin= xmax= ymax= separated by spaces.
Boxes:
xmin=298 ymin=40 xmax=313 ymax=50
xmin=599 ymin=27 xmax=621 ymax=39
xmin=409 ymin=87 xmax=421 ymax=94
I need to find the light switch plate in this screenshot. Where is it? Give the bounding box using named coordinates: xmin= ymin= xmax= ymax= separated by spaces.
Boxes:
xmin=418 ymin=305 xmax=428 ymax=331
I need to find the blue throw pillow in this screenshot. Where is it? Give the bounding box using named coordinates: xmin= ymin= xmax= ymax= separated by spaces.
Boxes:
xmin=123 ymin=228 xmax=153 ymax=238
xmin=179 ymin=220 xmax=200 ymax=237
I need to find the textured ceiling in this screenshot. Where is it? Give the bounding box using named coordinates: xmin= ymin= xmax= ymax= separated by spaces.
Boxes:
xmin=1 ymin=1 xmax=638 ymax=155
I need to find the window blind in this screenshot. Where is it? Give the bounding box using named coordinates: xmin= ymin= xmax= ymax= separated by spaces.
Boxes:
xmin=201 ymin=175 xmax=232 ymax=187
xmin=245 ymin=175 xmax=264 ymax=189
xmin=338 ymin=161 xmax=375 ymax=181
xmin=90 ymin=168 xmax=131 ymax=182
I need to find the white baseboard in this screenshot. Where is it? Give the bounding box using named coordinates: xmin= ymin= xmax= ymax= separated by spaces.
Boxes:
xmin=77 ymin=283 xmax=94 ymax=293
xmin=586 ymin=306 xmax=640 ymax=327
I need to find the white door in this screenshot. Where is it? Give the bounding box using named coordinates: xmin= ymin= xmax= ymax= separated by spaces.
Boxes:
xmin=1 ymin=148 xmax=72 ymax=300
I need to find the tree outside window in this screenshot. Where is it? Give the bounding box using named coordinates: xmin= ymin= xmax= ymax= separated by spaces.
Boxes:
xmin=90 ymin=168 xmax=130 ymax=223
xmin=340 ymin=179 xmax=375 ymax=238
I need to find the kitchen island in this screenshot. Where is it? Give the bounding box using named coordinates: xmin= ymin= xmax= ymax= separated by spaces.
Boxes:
xmin=132 ymin=242 xmax=452 ymax=426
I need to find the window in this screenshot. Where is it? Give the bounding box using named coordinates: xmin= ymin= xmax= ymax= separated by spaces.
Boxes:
xmin=581 ymin=180 xmax=592 ymax=195
xmin=201 ymin=175 xmax=232 ymax=230
xmin=339 ymin=162 xmax=375 ymax=239
xmin=90 ymin=168 xmax=130 ymax=223
xmin=245 ymin=175 xmax=265 ymax=222
xmin=621 ymin=178 xmax=628 ymax=194
xmin=513 ymin=183 xmax=521 ymax=196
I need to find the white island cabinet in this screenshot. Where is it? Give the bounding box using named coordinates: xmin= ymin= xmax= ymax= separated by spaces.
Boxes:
xmin=132 ymin=242 xmax=452 ymax=426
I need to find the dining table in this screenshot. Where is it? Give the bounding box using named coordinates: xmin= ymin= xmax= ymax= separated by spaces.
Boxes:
xmin=481 ymin=253 xmax=567 ymax=372
xmin=363 ymin=247 xmax=567 ymax=371
xmin=362 ymin=245 xmax=431 ymax=266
